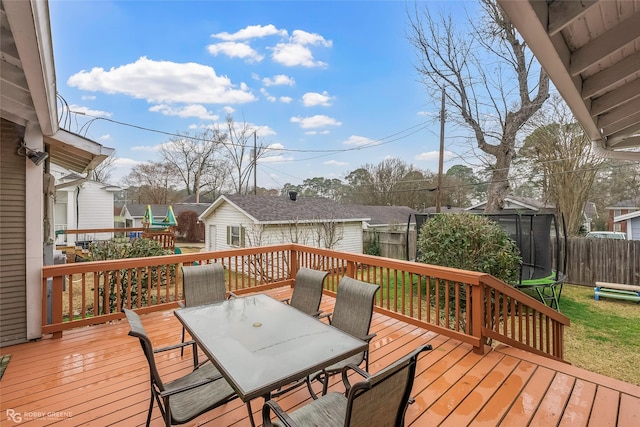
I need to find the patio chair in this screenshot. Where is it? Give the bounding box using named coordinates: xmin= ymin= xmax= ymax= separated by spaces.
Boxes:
xmin=262 ymin=343 xmax=433 ymax=427
xmin=123 ymin=308 xmax=251 ymax=427
xmin=179 ymin=263 xmax=236 ymax=356
xmin=282 ymin=267 xmax=328 ymax=317
xmin=307 ymin=276 xmax=380 ymax=399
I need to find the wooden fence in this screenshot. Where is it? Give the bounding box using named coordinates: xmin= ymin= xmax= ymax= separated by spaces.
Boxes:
xmin=365 ymin=231 xmax=640 ymax=287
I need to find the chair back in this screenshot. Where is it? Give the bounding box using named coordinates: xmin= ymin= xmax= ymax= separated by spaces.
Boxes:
xmin=331 ymin=276 xmax=379 ymax=340
xmin=289 ymin=267 xmax=328 ymax=315
xmin=181 ymin=263 xmax=227 ymax=307
xmin=123 ymin=308 xmax=166 ymax=392
xmin=345 ymin=344 xmax=431 ymax=427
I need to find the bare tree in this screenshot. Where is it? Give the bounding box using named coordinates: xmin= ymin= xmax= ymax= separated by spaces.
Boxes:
xmin=407 ymin=0 xmax=549 ymax=212
xmin=518 ymin=95 xmax=605 ymax=235
xmin=122 ymin=161 xmax=181 ymax=204
xmin=92 ymin=154 xmax=116 ymax=183
xmin=160 ymin=130 xmax=229 ymax=199
xmin=218 ymin=115 xmax=268 ymax=195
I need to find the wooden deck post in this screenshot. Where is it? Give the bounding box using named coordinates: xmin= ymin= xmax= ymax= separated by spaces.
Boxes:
xmin=471 ymin=284 xmax=484 ymax=354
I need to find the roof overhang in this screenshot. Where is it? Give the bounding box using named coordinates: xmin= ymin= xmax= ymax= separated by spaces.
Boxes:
xmin=1 ymin=0 xmax=114 ymax=173
xmin=497 ymin=0 xmax=640 ymax=161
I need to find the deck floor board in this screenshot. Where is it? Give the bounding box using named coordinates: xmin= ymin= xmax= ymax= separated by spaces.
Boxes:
xmin=1 ymin=286 xmax=639 ymax=426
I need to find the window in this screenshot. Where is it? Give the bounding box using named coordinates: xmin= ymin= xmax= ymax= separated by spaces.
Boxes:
xmin=226 ymin=225 xmax=245 ymax=247
xmin=613 ymin=223 xmax=621 ymax=232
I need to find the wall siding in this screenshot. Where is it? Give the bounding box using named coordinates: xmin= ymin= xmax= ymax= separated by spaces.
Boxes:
xmin=203 ymin=201 xmax=364 ymax=253
xmin=0 ymin=119 xmax=27 ymax=346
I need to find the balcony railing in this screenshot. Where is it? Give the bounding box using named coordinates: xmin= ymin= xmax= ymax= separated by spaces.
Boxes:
xmin=42 ymin=244 xmax=569 ymax=361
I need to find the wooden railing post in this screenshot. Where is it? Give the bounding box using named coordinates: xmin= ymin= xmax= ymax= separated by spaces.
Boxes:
xmin=471 ymin=283 xmax=484 ymax=354
xmin=290 ymin=249 xmax=298 ymax=286
xmin=51 ymin=276 xmax=63 ymax=339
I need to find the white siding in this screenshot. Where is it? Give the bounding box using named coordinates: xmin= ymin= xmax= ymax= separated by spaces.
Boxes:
xmin=55 ymin=182 xmax=115 ymax=243
xmin=202 ymin=200 xmax=364 ymax=253
xmin=629 ymin=217 xmax=640 ymax=240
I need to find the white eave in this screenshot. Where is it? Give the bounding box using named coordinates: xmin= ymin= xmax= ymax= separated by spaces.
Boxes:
xmin=1 ymin=0 xmax=114 ymax=173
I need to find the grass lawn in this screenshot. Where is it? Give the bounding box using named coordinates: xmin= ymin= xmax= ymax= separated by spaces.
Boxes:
xmin=560 ymin=284 xmax=640 ymax=386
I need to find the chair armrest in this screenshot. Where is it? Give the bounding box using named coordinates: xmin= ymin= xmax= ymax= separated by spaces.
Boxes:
xmin=262 ymin=399 xmax=299 ymax=427
xmin=153 ymin=340 xmax=196 ymax=354
xmin=281 ymin=298 xmax=291 ymax=304
xmin=362 ymin=333 xmax=376 ymax=343
xmin=341 ymin=363 xmax=370 ymax=394
xmin=177 ymin=300 xmax=185 ymax=309
xmin=227 ymin=291 xmax=239 ymax=299
xmin=159 ymin=374 xmax=223 ymax=398
xmin=311 ymin=309 xmax=323 ymax=317
xmin=318 ymin=312 xmax=332 ymax=324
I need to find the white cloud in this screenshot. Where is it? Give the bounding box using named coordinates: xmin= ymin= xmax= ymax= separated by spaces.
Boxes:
xmin=302 ymin=91 xmax=332 ymax=107
xmin=68 ymin=56 xmax=256 ymax=105
xmin=272 ymin=43 xmax=327 ymax=68
xmin=212 ymin=24 xmax=287 ymax=41
xmin=280 ymin=96 xmax=293 ymax=103
xmin=260 ymin=88 xmax=276 ymax=102
xmin=304 ymin=130 xmax=317 ymax=135
xmin=290 ymin=115 xmax=341 ymax=129
xmin=131 ymin=144 xmax=161 ymax=152
xmin=291 ymin=30 xmax=332 ymax=47
xmin=81 ymin=95 xmax=96 ymax=100
xmin=68 ymin=104 xmax=112 ymax=117
xmin=223 ymin=106 xmax=235 ymax=114
xmin=99 ymin=134 xmax=110 ymax=141
xmin=324 ymin=159 xmax=348 ymax=166
xmin=415 ymin=150 xmax=455 ymax=161
xmin=343 ymin=135 xmax=377 ymax=146
xmin=259 ymin=154 xmax=294 ymax=163
xmin=207 ymin=42 xmax=264 ymax=62
xmin=262 ymin=74 xmax=295 ymax=86
xmin=149 ymin=104 xmax=219 ymax=121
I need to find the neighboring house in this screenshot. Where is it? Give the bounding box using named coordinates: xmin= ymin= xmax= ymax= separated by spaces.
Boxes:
xmin=51 ymin=166 xmax=121 ymax=246
xmin=199 ymin=193 xmax=370 ymax=253
xmin=0 ymin=0 xmax=114 ymax=346
xmin=120 ymin=203 xmax=211 ymax=228
xmin=606 ymin=199 xmax=639 ymax=234
xmin=348 ymin=205 xmax=418 ymax=231
xmin=613 ymin=211 xmax=640 ymax=240
xmin=466 ymin=196 xmax=555 ymax=214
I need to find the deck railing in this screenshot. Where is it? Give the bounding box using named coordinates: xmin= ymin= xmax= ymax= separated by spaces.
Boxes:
xmin=42 ymin=244 xmax=569 ymax=360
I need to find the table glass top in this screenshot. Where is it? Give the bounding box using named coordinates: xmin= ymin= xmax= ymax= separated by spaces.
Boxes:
xmin=175 ymin=294 xmax=367 ymax=400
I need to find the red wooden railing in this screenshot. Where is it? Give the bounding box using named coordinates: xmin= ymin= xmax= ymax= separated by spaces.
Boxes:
xmin=41 ymin=244 xmax=569 ymax=360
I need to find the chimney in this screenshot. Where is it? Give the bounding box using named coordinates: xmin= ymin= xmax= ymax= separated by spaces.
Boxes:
xmin=289 ymin=191 xmax=297 ymax=201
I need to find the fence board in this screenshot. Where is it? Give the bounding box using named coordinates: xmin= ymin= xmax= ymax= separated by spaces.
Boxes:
xmin=365 ymin=232 xmax=640 ymax=287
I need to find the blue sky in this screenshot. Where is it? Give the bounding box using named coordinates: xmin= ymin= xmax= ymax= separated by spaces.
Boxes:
xmin=50 ymin=1 xmax=474 ymax=188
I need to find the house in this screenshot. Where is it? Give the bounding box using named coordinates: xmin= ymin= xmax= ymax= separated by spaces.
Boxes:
xmin=466 ymin=195 xmax=555 ymax=214
xmin=0 ymin=0 xmax=114 ymax=346
xmin=606 ymin=199 xmax=639 ymax=234
xmin=613 ymin=210 xmax=640 ymax=240
xmin=120 ymin=203 xmax=211 ymax=228
xmin=50 ymin=166 xmax=121 ymax=246
xmin=199 ymin=193 xmax=370 ymax=253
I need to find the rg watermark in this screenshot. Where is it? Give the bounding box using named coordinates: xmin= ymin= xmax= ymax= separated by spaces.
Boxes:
xmin=6 ymin=409 xmax=72 ymax=423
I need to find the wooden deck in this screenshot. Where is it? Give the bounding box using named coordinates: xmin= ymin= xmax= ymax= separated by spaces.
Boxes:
xmin=1 ymin=287 xmax=639 ymax=426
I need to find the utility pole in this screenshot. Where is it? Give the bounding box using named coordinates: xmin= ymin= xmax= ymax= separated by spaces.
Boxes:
xmin=436 ymin=88 xmax=445 ymax=213
xmin=253 ymin=131 xmax=257 ymax=195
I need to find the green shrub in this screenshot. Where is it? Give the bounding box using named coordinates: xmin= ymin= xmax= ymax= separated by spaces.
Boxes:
xmin=416 ymin=213 xmax=521 ymax=285
xmin=364 ymin=231 xmax=381 ymax=256
xmin=89 ymin=238 xmax=174 ymax=313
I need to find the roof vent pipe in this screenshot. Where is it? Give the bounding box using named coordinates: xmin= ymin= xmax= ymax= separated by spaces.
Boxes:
xmin=289 ymin=191 xmax=297 ymax=201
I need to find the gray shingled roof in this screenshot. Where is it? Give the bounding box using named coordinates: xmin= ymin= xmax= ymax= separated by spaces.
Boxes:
xmin=221 ymin=195 xmax=370 ymax=223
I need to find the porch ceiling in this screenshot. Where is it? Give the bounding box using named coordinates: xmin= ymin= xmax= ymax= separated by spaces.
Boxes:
xmin=497 ymin=0 xmax=640 ymax=161
xmin=1 ymin=0 xmax=113 ymax=173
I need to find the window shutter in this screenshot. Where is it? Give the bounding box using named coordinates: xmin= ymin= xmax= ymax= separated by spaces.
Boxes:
xmin=226 ymin=226 xmax=230 ymax=245
xmin=240 ymin=227 xmax=246 ymax=247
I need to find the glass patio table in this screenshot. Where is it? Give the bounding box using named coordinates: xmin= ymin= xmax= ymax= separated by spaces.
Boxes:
xmin=174 ymin=293 xmax=368 ymax=403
